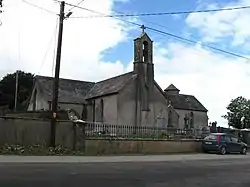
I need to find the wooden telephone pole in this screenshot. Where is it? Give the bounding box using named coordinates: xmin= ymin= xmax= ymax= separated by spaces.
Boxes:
xmin=14 ymin=70 xmax=18 ymax=112
xmin=50 ymin=1 xmax=65 ymax=147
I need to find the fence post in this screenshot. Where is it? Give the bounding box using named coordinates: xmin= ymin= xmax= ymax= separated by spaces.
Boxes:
xmin=72 ymin=122 xmax=76 ymax=151
xmin=82 ymin=122 xmax=86 ymax=152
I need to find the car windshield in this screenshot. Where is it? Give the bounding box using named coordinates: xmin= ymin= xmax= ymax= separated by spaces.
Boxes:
xmin=204 ymin=134 xmax=217 ymax=140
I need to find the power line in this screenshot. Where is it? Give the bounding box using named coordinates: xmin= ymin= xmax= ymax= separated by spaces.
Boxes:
xmin=64 ymin=2 xmax=141 ymax=27
xmin=64 ymin=0 xmax=85 ymax=19
xmin=37 ymin=19 xmax=59 ymax=75
xmin=67 ymin=0 xmax=84 ymax=12
xmin=83 ymin=4 xmax=240 ymax=60
xmin=68 ymin=5 xmax=250 ymax=19
xmin=146 ymin=27 xmax=249 ymax=60
xmin=65 ymin=1 xmax=243 ymax=60
xmin=62 ymin=2 xmax=249 ymax=60
xmin=52 ymin=17 xmax=59 ymax=76
xmin=22 ymin=0 xmax=57 ymax=15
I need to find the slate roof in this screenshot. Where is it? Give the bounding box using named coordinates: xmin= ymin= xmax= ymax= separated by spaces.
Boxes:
xmin=164 ymin=84 xmax=180 ymax=92
xmin=166 ymin=93 xmax=208 ymax=112
xmin=85 ymin=72 xmax=137 ymax=100
xmin=134 ymin=31 xmax=152 ymax=41
xmin=35 ymin=76 xmax=95 ymax=104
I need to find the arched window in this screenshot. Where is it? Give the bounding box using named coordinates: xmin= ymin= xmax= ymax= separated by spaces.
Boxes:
xmin=168 ymin=109 xmax=173 ymax=127
xmin=33 ymin=90 xmax=37 ymax=111
xmin=190 ymin=112 xmax=194 ymax=128
xmin=100 ymin=99 xmax=104 ymax=122
xmin=143 ymin=41 xmax=148 ymax=62
xmin=184 ymin=114 xmax=189 ymax=129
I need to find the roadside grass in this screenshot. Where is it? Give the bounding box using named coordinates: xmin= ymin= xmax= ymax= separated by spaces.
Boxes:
xmin=0 ymin=144 xmax=85 ymax=156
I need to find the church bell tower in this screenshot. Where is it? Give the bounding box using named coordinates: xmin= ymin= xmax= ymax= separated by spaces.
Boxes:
xmin=133 ymin=25 xmax=154 ymax=111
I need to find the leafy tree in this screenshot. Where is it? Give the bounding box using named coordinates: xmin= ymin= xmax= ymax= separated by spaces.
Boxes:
xmin=0 ymin=71 xmax=34 ymax=110
xmin=223 ymin=96 xmax=250 ymax=129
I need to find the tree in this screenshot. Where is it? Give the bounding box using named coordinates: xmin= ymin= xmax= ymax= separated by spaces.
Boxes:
xmin=223 ymin=96 xmax=250 ymax=129
xmin=0 ymin=0 xmax=3 ymax=26
xmin=0 ymin=0 xmax=3 ymax=12
xmin=0 ymin=71 xmax=34 ymax=110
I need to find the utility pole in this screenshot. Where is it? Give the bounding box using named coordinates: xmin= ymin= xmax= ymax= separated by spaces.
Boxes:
xmin=14 ymin=70 xmax=18 ymax=112
xmin=50 ymin=1 xmax=65 ymax=147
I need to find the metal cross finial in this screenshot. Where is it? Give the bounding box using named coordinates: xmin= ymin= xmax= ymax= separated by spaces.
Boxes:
xmin=141 ymin=25 xmax=146 ymax=33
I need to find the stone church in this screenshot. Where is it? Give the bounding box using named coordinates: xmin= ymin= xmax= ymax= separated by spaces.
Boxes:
xmin=27 ymin=31 xmax=208 ymax=128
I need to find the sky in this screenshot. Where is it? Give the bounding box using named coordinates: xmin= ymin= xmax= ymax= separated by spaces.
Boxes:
xmin=1 ymin=0 xmax=250 ymax=127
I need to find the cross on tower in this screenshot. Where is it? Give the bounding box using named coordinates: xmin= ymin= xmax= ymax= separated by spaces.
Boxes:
xmin=141 ymin=25 xmax=146 ymax=33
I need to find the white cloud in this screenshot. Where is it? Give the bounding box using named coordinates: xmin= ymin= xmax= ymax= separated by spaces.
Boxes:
xmin=152 ymin=41 xmax=250 ymax=127
xmin=0 ymin=0 xmax=133 ymax=81
xmin=1 ymin=0 xmax=249 ymax=128
xmin=186 ymin=0 xmax=250 ymax=45
xmin=125 ymin=38 xmax=250 ymax=127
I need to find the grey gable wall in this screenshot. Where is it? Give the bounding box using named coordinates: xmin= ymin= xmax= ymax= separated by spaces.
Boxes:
xmin=142 ymin=82 xmax=168 ymax=128
xmin=117 ymin=77 xmax=136 ymax=126
xmin=117 ymin=79 xmax=168 ymax=127
xmin=93 ymin=94 xmax=118 ymax=125
xmin=27 ymin=82 xmax=49 ymax=111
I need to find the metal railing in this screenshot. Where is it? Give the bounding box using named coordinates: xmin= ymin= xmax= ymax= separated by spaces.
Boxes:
xmin=82 ymin=122 xmax=209 ymax=140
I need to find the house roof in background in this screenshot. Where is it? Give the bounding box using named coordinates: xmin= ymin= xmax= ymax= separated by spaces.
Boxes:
xmin=35 ymin=76 xmax=95 ymax=104
xmin=166 ymin=93 xmax=208 ymax=112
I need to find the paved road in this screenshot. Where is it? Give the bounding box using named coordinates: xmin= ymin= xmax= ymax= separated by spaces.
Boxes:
xmin=0 ymin=153 xmax=248 ymax=163
xmin=0 ymin=154 xmax=250 ymax=186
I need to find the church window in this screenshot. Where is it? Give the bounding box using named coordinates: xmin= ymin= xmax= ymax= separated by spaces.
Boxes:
xmin=81 ymin=104 xmax=87 ymax=120
xmin=168 ymin=109 xmax=173 ymax=127
xmin=184 ymin=114 xmax=189 ymax=129
xmin=190 ymin=112 xmax=194 ymax=128
xmin=33 ymin=89 xmax=37 ymax=111
xmin=100 ymin=99 xmax=104 ymax=122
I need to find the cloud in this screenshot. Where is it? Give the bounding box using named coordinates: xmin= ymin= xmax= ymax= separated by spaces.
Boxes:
xmin=0 ymin=0 xmax=133 ymax=81
xmin=152 ymin=40 xmax=250 ymax=127
xmin=1 ymin=0 xmax=249 ymax=128
xmin=186 ymin=0 xmax=250 ymax=45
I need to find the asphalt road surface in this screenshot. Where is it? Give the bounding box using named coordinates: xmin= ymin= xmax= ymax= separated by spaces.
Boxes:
xmin=0 ymin=154 xmax=250 ymax=187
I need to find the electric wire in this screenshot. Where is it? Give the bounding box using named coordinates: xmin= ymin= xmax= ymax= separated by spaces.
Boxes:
xmin=63 ymin=2 xmax=250 ymax=60
xmin=22 ymin=0 xmax=57 ymax=15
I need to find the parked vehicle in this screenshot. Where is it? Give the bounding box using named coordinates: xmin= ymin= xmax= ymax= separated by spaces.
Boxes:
xmin=202 ymin=133 xmax=248 ymax=155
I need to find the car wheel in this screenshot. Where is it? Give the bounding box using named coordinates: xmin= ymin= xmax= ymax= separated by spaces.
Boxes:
xmin=220 ymin=146 xmax=227 ymax=155
xmin=202 ymin=149 xmax=208 ymax=153
xmin=202 ymin=147 xmax=208 ymax=153
xmin=241 ymin=147 xmax=247 ymax=155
